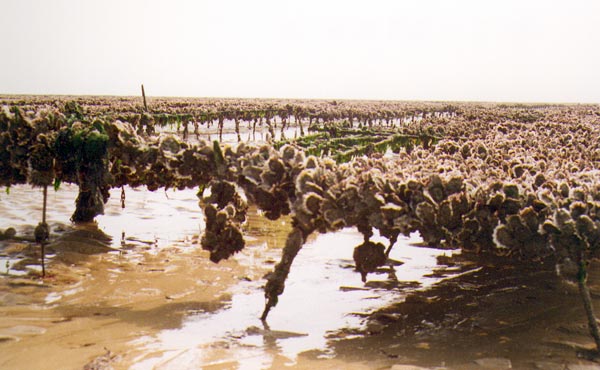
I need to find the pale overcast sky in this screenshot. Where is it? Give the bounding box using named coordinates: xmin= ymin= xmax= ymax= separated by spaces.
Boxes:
xmin=1 ymin=0 xmax=599 ymax=102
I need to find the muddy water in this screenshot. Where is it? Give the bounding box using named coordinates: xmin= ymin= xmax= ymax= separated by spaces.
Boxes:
xmin=1 ymin=185 xmax=600 ymax=370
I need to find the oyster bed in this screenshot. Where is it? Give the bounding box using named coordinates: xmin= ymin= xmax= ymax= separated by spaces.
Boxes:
xmin=2 ymin=96 xmax=600 ymax=368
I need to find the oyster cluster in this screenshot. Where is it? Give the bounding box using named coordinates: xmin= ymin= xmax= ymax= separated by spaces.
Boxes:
xmin=0 ymin=106 xmax=61 ymax=187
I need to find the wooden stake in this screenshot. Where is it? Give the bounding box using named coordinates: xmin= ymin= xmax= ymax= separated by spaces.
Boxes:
xmin=141 ymin=84 xmax=148 ymax=111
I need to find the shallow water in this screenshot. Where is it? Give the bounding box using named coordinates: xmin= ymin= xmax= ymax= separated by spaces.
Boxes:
xmin=2 ymin=185 xmax=600 ymax=370
xmin=156 ymin=118 xmax=305 ymax=145
xmin=126 ymin=229 xmax=444 ymax=370
xmin=0 ymin=184 xmax=451 ymax=369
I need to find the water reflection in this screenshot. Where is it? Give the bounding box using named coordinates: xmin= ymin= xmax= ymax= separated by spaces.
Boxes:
xmin=97 ymin=186 xmax=203 ymax=251
xmin=129 ymin=228 xmax=448 ymax=369
xmin=155 ymin=119 xmax=303 ymax=145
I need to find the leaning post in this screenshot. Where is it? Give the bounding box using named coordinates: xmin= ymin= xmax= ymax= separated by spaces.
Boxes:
xmin=141 ymin=84 xmax=148 ymax=111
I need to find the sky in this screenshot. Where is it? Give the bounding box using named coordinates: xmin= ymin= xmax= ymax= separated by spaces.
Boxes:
xmin=1 ymin=0 xmax=599 ymax=103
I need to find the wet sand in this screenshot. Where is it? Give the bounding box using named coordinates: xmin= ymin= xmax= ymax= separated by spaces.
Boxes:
xmin=329 ymin=255 xmax=600 ymax=369
xmin=2 ymin=184 xmax=600 ymax=370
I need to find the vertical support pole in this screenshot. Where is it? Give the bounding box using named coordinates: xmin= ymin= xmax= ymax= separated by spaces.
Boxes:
xmin=578 ymin=259 xmax=600 ymax=352
xmin=141 ymin=84 xmax=148 ymax=111
xmin=235 ymin=117 xmax=241 ymax=142
xmin=42 ymin=185 xmax=47 ymax=225
xmin=218 ymin=116 xmax=224 ymax=142
xmin=40 ymin=185 xmax=48 ymax=277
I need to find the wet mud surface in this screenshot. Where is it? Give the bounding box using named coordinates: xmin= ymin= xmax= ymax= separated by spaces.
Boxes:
xmin=328 ymin=256 xmax=600 ymax=369
xmin=2 ymin=185 xmax=600 ymax=369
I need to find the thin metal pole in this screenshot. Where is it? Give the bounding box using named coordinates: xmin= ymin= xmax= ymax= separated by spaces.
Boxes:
xmin=42 ymin=186 xmax=47 ymax=224
xmin=41 ymin=185 xmax=47 ymax=277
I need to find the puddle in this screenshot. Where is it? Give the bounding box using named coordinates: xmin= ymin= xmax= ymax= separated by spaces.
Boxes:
xmin=0 ymin=257 xmax=28 ymax=277
xmin=44 ymin=282 xmax=84 ymax=304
